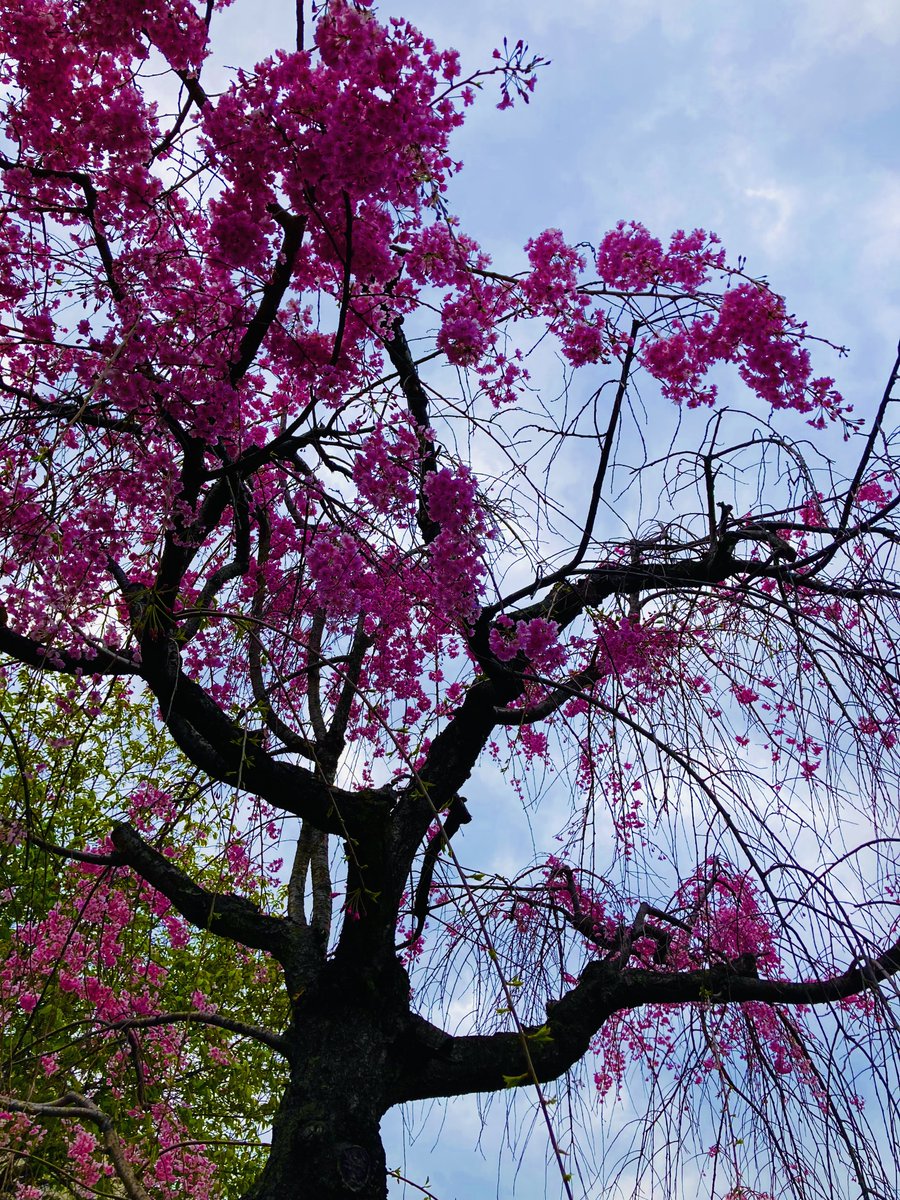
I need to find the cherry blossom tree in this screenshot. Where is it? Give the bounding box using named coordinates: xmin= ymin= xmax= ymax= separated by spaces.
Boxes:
xmin=2 ymin=2 xmax=900 ymax=1198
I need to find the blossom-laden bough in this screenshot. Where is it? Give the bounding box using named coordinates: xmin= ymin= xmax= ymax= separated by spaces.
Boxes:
xmin=1 ymin=2 xmax=900 ymax=1198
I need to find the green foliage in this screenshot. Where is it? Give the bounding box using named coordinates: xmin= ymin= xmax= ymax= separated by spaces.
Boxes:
xmin=0 ymin=673 xmax=289 ymax=1197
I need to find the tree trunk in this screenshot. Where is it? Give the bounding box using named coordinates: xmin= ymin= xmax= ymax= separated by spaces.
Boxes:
xmin=242 ymin=1075 xmax=389 ymax=1200
xmin=242 ymin=958 xmax=409 ymax=1200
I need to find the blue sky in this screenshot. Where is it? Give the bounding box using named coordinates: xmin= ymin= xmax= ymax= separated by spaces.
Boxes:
xmin=412 ymin=0 xmax=900 ymax=404
xmin=208 ymin=3 xmax=900 ymax=1196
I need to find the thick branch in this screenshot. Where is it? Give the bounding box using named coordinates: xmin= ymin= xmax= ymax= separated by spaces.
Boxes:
xmin=617 ymin=938 xmax=900 ymax=1007
xmin=329 ymin=191 xmax=354 ymax=366
xmin=393 ymin=960 xmax=623 ymax=1101
xmin=248 ymin=632 xmax=318 ymax=761
xmin=508 ymin=544 xmax=743 ymax=633
xmin=136 ymin=632 xmax=375 ymax=835
xmin=308 ymin=825 xmax=332 ymax=948
xmin=395 ymin=544 xmax=746 ymax=877
xmin=111 ymin=822 xmax=297 ymax=953
xmin=393 ymin=936 xmax=900 ymax=1102
xmin=0 ymin=625 xmax=138 ymax=676
xmin=306 ymin=608 xmax=328 ymax=743
xmin=287 ymin=821 xmax=332 ymax=950
xmin=111 ymin=823 xmax=320 ymax=999
xmin=390 ymin=677 xmax=503 ymax=880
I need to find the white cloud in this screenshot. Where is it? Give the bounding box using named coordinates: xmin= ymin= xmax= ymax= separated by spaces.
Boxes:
xmin=797 ymin=0 xmax=900 ymax=49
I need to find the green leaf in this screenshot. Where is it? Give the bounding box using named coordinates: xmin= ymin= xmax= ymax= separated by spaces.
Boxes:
xmin=526 ymin=1024 xmax=554 ymax=1045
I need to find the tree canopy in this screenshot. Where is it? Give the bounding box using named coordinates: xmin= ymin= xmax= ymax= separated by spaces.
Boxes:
xmin=1 ymin=2 xmax=900 ymax=1198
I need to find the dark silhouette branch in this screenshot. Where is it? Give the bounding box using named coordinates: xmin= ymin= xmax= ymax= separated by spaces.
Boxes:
xmin=384 ymin=318 xmax=440 ymax=544
xmin=246 ymin=505 xmax=318 ymax=762
xmin=0 ymin=625 xmax=138 ymax=676
xmin=330 ymin=191 xmax=354 ymax=366
xmin=394 ymin=935 xmax=900 ymax=1102
xmin=483 ymin=318 xmax=640 ymax=617
xmin=840 ymin=340 xmax=900 ymax=531
xmin=110 ymin=822 xmax=318 ymax=996
xmin=396 ymin=795 xmax=472 ymax=952
xmin=229 ymin=212 xmax=307 ymax=387
xmin=1 ymin=820 xmax=124 ymax=866
xmin=133 ymin=628 xmax=377 ymax=835
xmin=111 ymin=823 xmax=295 ymax=951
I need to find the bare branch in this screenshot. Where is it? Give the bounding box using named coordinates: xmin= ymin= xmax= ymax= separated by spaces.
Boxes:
xmin=840 ymin=341 xmax=900 ymax=530
xmin=0 ymin=1091 xmax=152 ymax=1200
xmin=106 ymin=1011 xmax=290 ymax=1058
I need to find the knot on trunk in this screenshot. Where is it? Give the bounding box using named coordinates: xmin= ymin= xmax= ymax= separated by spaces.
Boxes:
xmin=337 ymin=1144 xmax=371 ymax=1192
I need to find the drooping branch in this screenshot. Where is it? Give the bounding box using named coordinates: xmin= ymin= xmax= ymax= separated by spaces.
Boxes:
xmin=839 ymin=340 xmax=900 ymax=531
xmin=396 ymin=516 xmax=900 ymax=898
xmin=393 ymin=540 xmax=750 ymax=872
xmin=483 ymin=318 xmax=640 ymax=618
xmin=0 ymin=1092 xmax=151 ymax=1200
